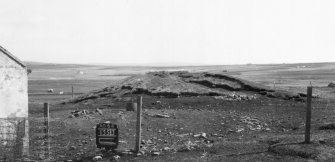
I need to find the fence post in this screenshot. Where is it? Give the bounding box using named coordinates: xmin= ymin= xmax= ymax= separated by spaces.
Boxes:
xmin=305 ymin=86 xmax=312 ymax=144
xmin=44 ymin=103 xmax=50 ymax=159
xmin=135 ymin=96 xmax=142 ymax=153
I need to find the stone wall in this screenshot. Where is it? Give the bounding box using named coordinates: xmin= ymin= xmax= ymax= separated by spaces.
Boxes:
xmin=0 ymin=50 xmax=29 ymax=159
xmin=0 ymin=52 xmax=28 ymax=118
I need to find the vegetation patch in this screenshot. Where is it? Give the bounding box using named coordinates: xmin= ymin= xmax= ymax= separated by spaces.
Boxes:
xmin=269 ymin=142 xmax=335 ymax=160
xmin=319 ymin=123 xmax=335 ymax=130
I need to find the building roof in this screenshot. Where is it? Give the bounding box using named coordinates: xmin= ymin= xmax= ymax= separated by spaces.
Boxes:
xmin=0 ymin=45 xmax=26 ymax=68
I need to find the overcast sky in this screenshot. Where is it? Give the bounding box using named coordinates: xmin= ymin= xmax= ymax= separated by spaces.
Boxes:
xmin=1 ymin=0 xmax=335 ymax=65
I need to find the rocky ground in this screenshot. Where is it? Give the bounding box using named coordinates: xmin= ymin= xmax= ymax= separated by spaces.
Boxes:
xmin=26 ymin=71 xmax=335 ymax=161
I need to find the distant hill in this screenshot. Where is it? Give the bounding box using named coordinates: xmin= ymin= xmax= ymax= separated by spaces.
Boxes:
xmin=24 ymin=61 xmax=98 ymax=70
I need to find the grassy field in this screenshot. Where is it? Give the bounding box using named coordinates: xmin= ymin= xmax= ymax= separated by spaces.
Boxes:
xmin=25 ymin=62 xmax=335 ymax=161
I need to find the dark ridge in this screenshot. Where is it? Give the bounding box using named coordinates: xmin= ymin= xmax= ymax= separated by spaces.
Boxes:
xmin=188 ymin=80 xmax=241 ymax=91
xmin=203 ymin=73 xmax=270 ymax=92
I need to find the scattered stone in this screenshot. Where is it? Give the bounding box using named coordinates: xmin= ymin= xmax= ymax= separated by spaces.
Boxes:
xmin=163 ymin=147 xmax=170 ymax=151
xmin=154 ymin=114 xmax=170 ymax=118
xmin=147 ymin=139 xmax=153 ymax=144
xmin=113 ymin=155 xmax=120 ymax=159
xmin=236 ymin=127 xmax=244 ymax=133
xmin=152 ymin=151 xmax=161 ymax=156
xmin=82 ymin=110 xmax=88 ymax=115
xmin=70 ymin=146 xmax=77 ymax=150
xmin=92 ymin=155 xmax=102 ymax=161
xmin=96 ymin=109 xmax=103 ymax=115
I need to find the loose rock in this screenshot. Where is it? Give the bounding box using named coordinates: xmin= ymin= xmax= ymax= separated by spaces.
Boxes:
xmin=92 ymin=155 xmax=102 ymax=161
xmin=152 ymin=151 xmax=161 ymax=156
xmin=96 ymin=109 xmax=103 ymax=115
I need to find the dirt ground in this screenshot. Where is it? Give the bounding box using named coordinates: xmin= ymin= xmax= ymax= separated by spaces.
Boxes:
xmin=27 ymin=91 xmax=335 ymax=161
xmin=25 ymin=62 xmax=335 ymax=161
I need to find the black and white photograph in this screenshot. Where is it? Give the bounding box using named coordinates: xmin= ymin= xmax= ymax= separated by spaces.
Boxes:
xmin=1 ymin=0 xmax=335 ymax=161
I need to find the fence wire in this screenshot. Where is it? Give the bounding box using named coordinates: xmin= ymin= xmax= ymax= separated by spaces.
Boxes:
xmin=0 ymin=119 xmax=25 ymax=161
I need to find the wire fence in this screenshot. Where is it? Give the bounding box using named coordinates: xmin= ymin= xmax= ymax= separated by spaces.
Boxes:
xmin=0 ymin=118 xmax=25 ymax=161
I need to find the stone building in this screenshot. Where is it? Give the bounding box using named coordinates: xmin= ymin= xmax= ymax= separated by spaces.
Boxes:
xmin=0 ymin=46 xmax=29 ymax=159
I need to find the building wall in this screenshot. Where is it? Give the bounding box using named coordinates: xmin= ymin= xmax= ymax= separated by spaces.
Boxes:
xmin=0 ymin=52 xmax=28 ymax=118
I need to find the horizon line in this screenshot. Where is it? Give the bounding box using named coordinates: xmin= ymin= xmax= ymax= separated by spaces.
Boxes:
xmin=24 ymin=60 xmax=335 ymax=67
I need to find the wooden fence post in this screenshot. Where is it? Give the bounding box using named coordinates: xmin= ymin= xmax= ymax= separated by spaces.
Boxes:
xmin=44 ymin=103 xmax=50 ymax=159
xmin=135 ymin=96 xmax=142 ymax=152
xmin=305 ymin=86 xmax=312 ymax=143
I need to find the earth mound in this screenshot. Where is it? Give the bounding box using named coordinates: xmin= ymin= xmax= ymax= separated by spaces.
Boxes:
xmin=328 ymin=82 xmax=335 ymax=88
xmin=69 ymin=71 xmax=305 ymax=103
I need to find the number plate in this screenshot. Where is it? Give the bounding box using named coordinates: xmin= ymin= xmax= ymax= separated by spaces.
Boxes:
xmin=96 ymin=123 xmax=119 ymax=149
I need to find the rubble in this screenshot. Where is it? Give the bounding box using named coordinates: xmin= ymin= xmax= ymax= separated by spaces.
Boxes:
xmin=69 ymin=109 xmax=94 ymax=118
xmin=240 ymin=116 xmax=269 ymax=131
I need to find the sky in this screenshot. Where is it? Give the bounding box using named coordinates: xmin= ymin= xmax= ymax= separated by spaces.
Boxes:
xmin=1 ymin=0 xmax=335 ymax=66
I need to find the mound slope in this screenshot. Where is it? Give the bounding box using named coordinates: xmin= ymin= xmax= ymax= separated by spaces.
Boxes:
xmin=69 ymin=71 xmax=305 ymax=103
